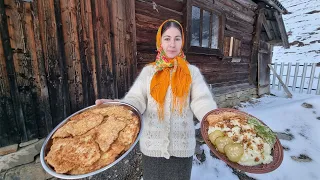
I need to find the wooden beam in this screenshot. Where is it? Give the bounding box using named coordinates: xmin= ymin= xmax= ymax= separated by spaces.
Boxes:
xmin=274 ymin=11 xmax=289 ymax=48
xmin=215 ymin=0 xmax=255 ymax=17
xmin=214 ymin=0 xmax=255 ymax=24
xmin=261 ymin=14 xmax=274 ymax=40
xmin=60 ymin=0 xmax=84 ymax=112
xmin=268 ymin=64 xmax=292 ymax=98
xmin=260 ymin=0 xmax=287 ymax=14
xmin=232 ymin=0 xmax=258 ymax=11
xmin=250 ymin=9 xmax=264 ymax=85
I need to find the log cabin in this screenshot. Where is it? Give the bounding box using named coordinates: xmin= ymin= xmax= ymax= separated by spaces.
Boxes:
xmin=0 ymin=0 xmax=288 ymax=149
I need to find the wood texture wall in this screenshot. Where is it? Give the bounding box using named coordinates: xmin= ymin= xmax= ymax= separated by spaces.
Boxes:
xmin=0 ymin=0 xmax=136 ymax=147
xmin=135 ymin=0 xmax=258 ymax=88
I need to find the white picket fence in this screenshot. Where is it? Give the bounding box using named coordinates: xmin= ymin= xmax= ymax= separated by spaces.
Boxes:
xmin=270 ymin=63 xmax=320 ymax=95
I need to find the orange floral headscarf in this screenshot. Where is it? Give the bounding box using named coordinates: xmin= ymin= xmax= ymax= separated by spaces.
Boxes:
xmin=150 ymin=19 xmax=192 ymax=120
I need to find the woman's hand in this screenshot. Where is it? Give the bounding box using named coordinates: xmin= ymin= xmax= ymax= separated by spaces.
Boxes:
xmin=95 ymin=99 xmax=119 ymax=105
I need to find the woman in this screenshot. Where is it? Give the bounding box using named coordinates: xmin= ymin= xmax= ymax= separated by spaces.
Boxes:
xmin=96 ymin=19 xmax=217 ymax=180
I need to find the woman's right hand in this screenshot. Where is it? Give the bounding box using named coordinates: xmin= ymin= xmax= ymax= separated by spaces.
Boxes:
xmin=95 ymin=99 xmax=119 ymax=105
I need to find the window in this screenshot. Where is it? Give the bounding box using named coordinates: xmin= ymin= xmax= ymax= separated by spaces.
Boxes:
xmin=224 ymin=36 xmax=242 ymax=57
xmin=185 ymin=1 xmax=225 ymax=56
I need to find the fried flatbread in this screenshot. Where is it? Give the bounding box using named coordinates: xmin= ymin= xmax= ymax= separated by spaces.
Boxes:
xmin=52 ymin=112 xmax=103 ymax=138
xmin=95 ymin=117 xmax=126 ymax=152
xmin=69 ymin=140 xmax=125 ymax=175
xmin=45 ymin=137 xmax=101 ymax=173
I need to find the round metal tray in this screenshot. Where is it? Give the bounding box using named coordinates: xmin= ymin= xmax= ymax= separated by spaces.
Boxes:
xmin=201 ymin=108 xmax=283 ymax=174
xmin=40 ymin=102 xmax=143 ymax=179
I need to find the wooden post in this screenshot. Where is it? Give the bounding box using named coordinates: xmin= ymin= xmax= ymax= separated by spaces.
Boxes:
xmin=250 ymin=9 xmax=264 ymax=85
xmin=268 ymin=64 xmax=292 ymax=98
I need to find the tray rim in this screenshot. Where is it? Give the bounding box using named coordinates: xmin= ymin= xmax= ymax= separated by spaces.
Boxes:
xmin=201 ymin=108 xmax=284 ymax=174
xmin=40 ymin=101 xmax=143 ymax=179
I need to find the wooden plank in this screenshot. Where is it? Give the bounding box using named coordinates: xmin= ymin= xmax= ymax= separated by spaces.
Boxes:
xmin=214 ymin=0 xmax=255 ymax=24
xmin=9 ymin=2 xmax=40 ymax=140
xmin=4 ymin=0 xmax=24 ymax=50
xmin=250 ymin=9 xmax=264 ymax=85
xmin=204 ymin=71 xmax=250 ymax=84
xmin=135 ymin=1 xmax=182 ymax=22
xmin=268 ymin=64 xmax=292 ymax=98
xmin=77 ymin=0 xmax=97 ymax=106
xmin=39 ymin=0 xmax=70 ymax=126
xmin=110 ymin=0 xmax=137 ymax=98
xmin=28 ymin=0 xmax=53 ymax=137
xmin=137 ymin=0 xmax=183 ymax=12
xmin=261 ymin=0 xmax=287 ymax=14
xmin=210 ymin=80 xmax=250 ymax=89
xmin=215 ymin=0 xmax=255 ymax=17
xmin=232 ymin=0 xmax=258 ymax=11
xmin=229 ymin=37 xmax=234 ymax=56
xmin=292 ymin=63 xmax=299 ymax=91
xmin=233 ymin=38 xmax=241 ymax=57
xmin=226 ymin=15 xmax=254 ymax=34
xmin=225 ymin=29 xmax=252 ymax=43
xmin=307 ymin=63 xmax=316 ymax=94
xmin=270 ymin=19 xmax=280 ymax=40
xmin=316 ymin=72 xmax=320 ymax=95
xmin=60 ymin=0 xmax=83 ymax=113
xmin=192 ymin=0 xmax=217 ymax=11
xmin=278 ymin=62 xmax=284 ymax=90
xmin=258 ymin=41 xmax=271 ymax=95
xmin=135 ymin=13 xmax=164 ymax=31
xmin=126 ymin=0 xmax=138 ymax=78
xmin=0 ymin=20 xmax=20 ymax=147
xmin=91 ymin=0 xmax=115 ymax=99
xmin=285 ymin=63 xmax=291 ymax=87
xmin=272 ymin=63 xmax=277 ymax=88
xmin=299 ymin=63 xmax=308 ymax=93
xmin=0 ymin=0 xmax=27 ymax=142
xmin=274 ymin=11 xmax=289 ymax=48
xmin=223 ymin=36 xmax=230 ymax=56
xmin=261 ymin=13 xmax=274 ymax=40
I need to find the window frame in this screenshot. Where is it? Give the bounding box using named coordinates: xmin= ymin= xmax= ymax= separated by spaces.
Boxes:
xmin=184 ymin=0 xmax=226 ymax=57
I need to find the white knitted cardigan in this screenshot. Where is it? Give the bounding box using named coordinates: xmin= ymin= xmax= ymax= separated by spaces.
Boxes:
xmin=121 ymin=64 xmax=217 ymax=159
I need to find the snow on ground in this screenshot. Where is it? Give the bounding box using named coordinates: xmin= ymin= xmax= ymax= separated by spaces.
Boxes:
xmin=191 ymin=89 xmax=320 ymax=180
xmin=272 ymin=0 xmax=320 ymax=64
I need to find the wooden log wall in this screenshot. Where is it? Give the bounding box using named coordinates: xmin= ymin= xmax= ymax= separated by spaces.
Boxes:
xmin=136 ymin=0 xmax=257 ymax=88
xmin=0 ymin=0 xmax=135 ymax=147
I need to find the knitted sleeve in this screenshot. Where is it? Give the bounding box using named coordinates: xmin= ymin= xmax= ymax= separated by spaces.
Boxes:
xmin=190 ymin=66 xmax=217 ymax=122
xmin=121 ymin=66 xmax=150 ymax=115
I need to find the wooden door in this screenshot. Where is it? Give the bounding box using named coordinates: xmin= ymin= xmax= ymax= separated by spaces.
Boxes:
xmin=258 ymin=41 xmax=271 ymax=96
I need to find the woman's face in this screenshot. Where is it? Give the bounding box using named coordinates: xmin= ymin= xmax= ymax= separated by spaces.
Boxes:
xmin=161 ymin=27 xmax=182 ymax=58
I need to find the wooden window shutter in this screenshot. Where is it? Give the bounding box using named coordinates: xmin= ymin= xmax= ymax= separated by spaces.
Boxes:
xmin=223 ymin=36 xmax=230 ymax=56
